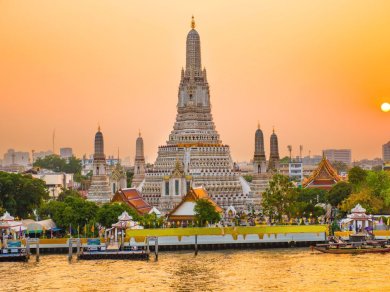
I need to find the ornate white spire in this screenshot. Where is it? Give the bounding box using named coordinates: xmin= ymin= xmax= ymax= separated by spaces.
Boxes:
xmin=186 ymin=16 xmax=201 ymax=75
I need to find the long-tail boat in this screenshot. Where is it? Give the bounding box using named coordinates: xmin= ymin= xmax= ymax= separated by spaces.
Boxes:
xmin=311 ymin=236 xmax=390 ymax=254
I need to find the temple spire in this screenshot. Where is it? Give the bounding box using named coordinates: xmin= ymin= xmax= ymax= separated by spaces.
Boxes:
xmin=186 ymin=16 xmax=201 ymax=75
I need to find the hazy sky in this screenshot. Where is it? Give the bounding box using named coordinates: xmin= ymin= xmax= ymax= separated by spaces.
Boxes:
xmin=0 ymin=1 xmax=389 ymax=163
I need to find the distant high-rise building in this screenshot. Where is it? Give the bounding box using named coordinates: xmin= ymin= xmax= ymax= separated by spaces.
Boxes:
xmin=267 ymin=129 xmax=280 ymax=171
xmin=32 ymin=150 xmax=53 ymax=162
xmin=383 ymin=141 xmax=390 ymax=162
xmin=323 ymin=149 xmax=352 ymax=165
xmin=60 ymin=147 xmax=73 ymax=159
xmin=2 ymin=149 xmax=30 ymax=166
xmin=302 ymin=155 xmax=322 ymax=166
xmin=132 ymin=131 xmax=146 ymax=188
xmin=87 ymin=126 xmax=112 ymax=203
xmin=253 ymin=123 xmax=266 ymax=174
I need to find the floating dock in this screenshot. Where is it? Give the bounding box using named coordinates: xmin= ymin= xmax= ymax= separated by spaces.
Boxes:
xmin=0 ymin=252 xmax=29 ymax=262
xmin=68 ymin=238 xmax=150 ymax=261
xmin=0 ymin=239 xmax=40 ymax=262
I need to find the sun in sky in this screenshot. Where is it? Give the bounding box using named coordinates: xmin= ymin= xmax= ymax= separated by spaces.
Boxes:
xmin=381 ymin=102 xmax=390 ymax=113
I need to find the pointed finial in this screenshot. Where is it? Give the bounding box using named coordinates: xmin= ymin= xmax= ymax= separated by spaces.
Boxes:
xmin=272 ymin=126 xmax=275 ymax=134
xmin=98 ymin=122 xmax=101 ymax=132
xmin=138 ymin=129 xmax=141 ymax=137
xmin=191 ymin=15 xmax=195 ymax=29
xmin=257 ymin=121 xmax=260 ymax=130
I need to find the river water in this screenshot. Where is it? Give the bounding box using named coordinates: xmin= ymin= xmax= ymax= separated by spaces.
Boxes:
xmin=1 ymin=248 xmax=389 ymax=291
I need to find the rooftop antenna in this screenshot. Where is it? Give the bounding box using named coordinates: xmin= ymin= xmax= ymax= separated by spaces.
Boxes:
xmin=299 ymin=145 xmax=303 ymax=160
xmin=52 ymin=129 xmax=55 ymax=154
xmin=287 ymin=145 xmax=292 ymax=162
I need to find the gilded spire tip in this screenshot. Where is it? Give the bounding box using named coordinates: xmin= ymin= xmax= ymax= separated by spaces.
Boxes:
xmin=98 ymin=122 xmax=100 ymax=132
xmin=191 ymin=15 xmax=195 ymax=29
xmin=138 ymin=129 xmax=141 ymax=137
xmin=257 ymin=121 xmax=260 ymax=130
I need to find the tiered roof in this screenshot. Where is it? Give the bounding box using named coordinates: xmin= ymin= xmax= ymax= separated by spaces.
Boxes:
xmin=112 ymin=188 xmax=152 ymax=215
xmin=302 ymin=156 xmax=341 ymax=190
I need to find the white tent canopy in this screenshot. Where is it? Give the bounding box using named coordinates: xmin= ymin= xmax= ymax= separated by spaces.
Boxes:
xmin=118 ymin=211 xmax=133 ymax=221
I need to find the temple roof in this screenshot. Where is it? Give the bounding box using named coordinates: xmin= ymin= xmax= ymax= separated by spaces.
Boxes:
xmin=302 ymin=156 xmax=341 ymax=189
xmin=168 ymin=187 xmax=223 ymax=220
xmin=112 ymin=188 xmax=152 ymax=215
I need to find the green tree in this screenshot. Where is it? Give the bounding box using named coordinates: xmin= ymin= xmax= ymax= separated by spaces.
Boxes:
xmin=39 ymin=195 xmax=98 ymax=230
xmin=242 ymin=174 xmax=253 ymax=183
xmin=34 ymin=155 xmax=66 ymax=172
xmin=295 ymin=188 xmax=327 ymax=218
xmin=279 ymin=156 xmax=290 ymax=164
xmin=63 ymin=156 xmax=82 ymax=174
xmin=366 ymin=171 xmax=390 ymax=198
xmin=194 ymin=199 xmax=221 ymax=226
xmin=327 ymin=181 xmax=353 ymax=207
xmin=126 ymin=171 xmax=134 ymax=187
xmin=348 ymin=166 xmax=367 ymax=187
xmin=261 ymin=174 xmax=299 ymax=221
xmin=96 ymin=203 xmax=140 ymax=228
xmin=57 ymin=188 xmax=82 ymax=201
xmin=339 ymin=188 xmax=383 ymax=214
xmin=34 ymin=154 xmax=82 ymax=174
xmin=332 ymin=161 xmax=348 ymax=174
xmin=298 ymin=188 xmax=327 ymax=204
xmin=0 ymin=171 xmax=49 ymax=218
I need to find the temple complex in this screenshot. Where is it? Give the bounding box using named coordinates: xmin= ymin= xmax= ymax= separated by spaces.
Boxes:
xmin=139 ymin=17 xmax=249 ymax=213
xmin=87 ymin=126 xmax=113 ymax=203
xmin=302 ymin=155 xmax=341 ymax=190
xmin=132 ymin=131 xmax=146 ymax=188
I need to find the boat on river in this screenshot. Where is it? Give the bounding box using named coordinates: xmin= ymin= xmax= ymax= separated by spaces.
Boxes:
xmin=312 ymin=203 xmax=390 ymax=254
xmin=312 ymin=234 xmax=390 ymax=254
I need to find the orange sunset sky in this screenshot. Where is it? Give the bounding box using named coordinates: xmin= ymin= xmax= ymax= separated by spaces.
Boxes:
xmin=0 ymin=1 xmax=389 ymax=163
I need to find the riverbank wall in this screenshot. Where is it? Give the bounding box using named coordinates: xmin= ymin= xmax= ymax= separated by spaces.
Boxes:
xmin=22 ymin=225 xmax=331 ymax=253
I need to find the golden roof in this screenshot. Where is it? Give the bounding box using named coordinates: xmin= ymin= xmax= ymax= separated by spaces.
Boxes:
xmin=302 ymin=156 xmax=341 ymax=189
xmin=168 ymin=187 xmax=223 ymax=219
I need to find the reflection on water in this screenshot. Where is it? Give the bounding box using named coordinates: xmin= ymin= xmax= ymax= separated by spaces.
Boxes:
xmin=1 ymin=248 xmax=390 ymax=291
